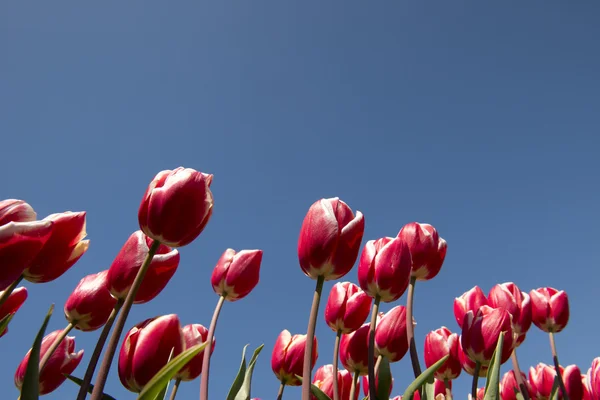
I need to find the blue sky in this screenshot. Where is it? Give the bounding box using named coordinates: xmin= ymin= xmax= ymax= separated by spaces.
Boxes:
xmin=1 ymin=1 xmax=599 ymax=399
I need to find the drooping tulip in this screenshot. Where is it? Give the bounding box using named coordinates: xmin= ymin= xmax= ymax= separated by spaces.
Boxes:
xmin=138 ymin=167 xmax=214 ymax=248
xmin=211 ymin=248 xmax=263 ymax=301
xmin=461 ymin=306 xmax=514 ymax=365
xmin=454 ymin=286 xmax=488 ymax=328
xmin=340 ymin=323 xmax=372 ymax=376
xmin=529 ymin=363 xmax=562 ymax=400
xmin=64 ymin=270 xmax=118 ymax=331
xmin=488 ymin=282 xmax=532 ymax=346
xmin=312 ymin=365 xmax=357 ymax=400
xmin=0 ymin=286 xmax=27 ymax=337
xmin=14 ymin=330 xmax=84 ymax=395
xmin=298 ymin=197 xmax=365 ymax=281
xmin=397 ymin=222 xmax=447 ymax=281
xmin=175 ymin=324 xmax=215 ymax=381
xmin=362 ymin=373 xmax=394 ymax=397
xmin=458 ymin=339 xmax=488 ymax=377
xmin=325 ymin=281 xmax=372 ymax=334
xmin=271 ymin=329 xmax=318 ymax=386
xmin=530 ymin=287 xmax=570 ymax=333
xmin=375 ymin=305 xmax=409 ymax=362
xmin=0 ymin=199 xmax=36 ymax=225
xmin=424 ymin=327 xmax=461 ymax=380
xmin=500 ymin=370 xmax=531 ymax=400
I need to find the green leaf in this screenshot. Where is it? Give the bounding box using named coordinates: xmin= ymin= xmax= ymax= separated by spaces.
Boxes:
xmin=65 ymin=375 xmax=117 ymax=400
xmin=226 ymin=344 xmax=249 ymax=400
xmin=515 ymin=392 xmax=525 ymax=400
xmin=376 ymin=356 xmax=392 ymax=400
xmin=0 ymin=313 xmax=14 ymax=336
xmin=156 ymin=348 xmax=176 ymax=400
xmin=549 ymin=375 xmax=560 ymax=400
xmin=483 ymin=331 xmax=505 ymax=400
xmin=294 ymin=375 xmax=333 ymax=400
xmin=20 ymin=304 xmax=54 ymax=400
xmin=234 ymin=344 xmax=264 ymax=400
xmin=423 ymin=374 xmax=435 ymax=400
xmin=401 ymin=354 xmax=449 ymax=400
xmin=136 ymin=342 xmax=207 ymax=400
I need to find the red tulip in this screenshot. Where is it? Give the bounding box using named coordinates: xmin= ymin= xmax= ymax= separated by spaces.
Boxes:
xmin=458 ymin=339 xmax=488 ymax=377
xmin=14 ymin=329 xmax=83 ymax=395
xmin=477 ymin=387 xmax=485 ymax=400
xmin=175 ymin=324 xmax=215 ymax=381
xmin=397 ymin=222 xmax=447 ymax=281
xmin=529 ymin=363 xmax=562 ymax=400
xmin=271 ymin=329 xmax=318 ymax=386
xmin=530 ymin=287 xmax=569 ymax=333
xmin=424 ymin=327 xmax=461 ymax=380
xmin=23 ymin=211 xmax=89 ymax=283
xmin=461 ymin=306 xmax=514 ymax=365
xmin=312 ymin=365 xmax=357 ymax=400
xmin=488 ymin=282 xmax=532 ymax=345
xmin=362 ymin=373 xmax=394 ymax=397
xmin=0 ymin=199 xmax=36 ymax=225
xmin=375 ymin=305 xmax=409 ymax=362
xmin=0 ymin=286 xmax=27 ymax=337
xmin=412 ymin=379 xmax=451 ymax=400
xmin=357 ymin=237 xmax=412 ymax=302
xmin=340 ymin=323 xmax=372 ymax=376
xmin=583 ymin=372 xmax=592 ymax=400
xmin=564 ymin=365 xmax=584 ymax=400
xmin=0 ymin=220 xmax=54 ymax=290
xmin=590 ymin=358 xmax=600 ymax=400
xmin=64 ymin=270 xmax=118 ymax=332
xmin=138 ymin=167 xmax=214 ymax=248
xmin=324 ymin=281 xmax=372 ymax=334
xmin=454 ymin=286 xmax=488 ymax=328
xmin=297 ymin=198 xmax=364 ymax=281
xmin=211 ymin=248 xmax=263 ymax=301
xmin=500 ymin=370 xmax=531 ymax=400
xmin=107 ymin=230 xmax=180 ymax=303
xmin=118 ymin=314 xmax=184 ymax=392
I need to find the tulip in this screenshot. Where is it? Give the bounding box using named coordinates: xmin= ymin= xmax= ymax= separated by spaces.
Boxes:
xmin=488 ymin=282 xmax=532 ymax=344
xmin=175 ymin=324 xmax=215 ymax=381
xmin=0 ymin=286 xmax=27 ymax=337
xmin=500 ymin=370 xmax=531 ymax=400
xmin=23 ymin=211 xmax=89 ymax=283
xmin=530 ymin=287 xmax=569 ymax=333
xmin=64 ymin=270 xmax=118 ymax=332
xmin=211 ymin=248 xmax=263 ymax=301
xmin=374 ymin=306 xmax=409 ymax=363
xmin=107 ymin=230 xmax=180 ymax=303
xmin=564 ymin=365 xmax=584 ymax=400
xmin=458 ymin=339 xmax=488 ymax=378
xmin=0 ymin=199 xmax=36 ymax=225
xmin=397 ymin=222 xmax=447 ymax=281
xmin=325 ymin=282 xmax=372 ymax=334
xmin=138 ymin=167 xmax=214 ymax=248
xmin=272 ymin=330 xmax=318 ymax=386
xmin=298 ymin=197 xmax=365 ymax=281
xmin=14 ymin=329 xmax=84 ymax=395
xmin=454 ymin=286 xmax=488 ymax=328
xmin=590 ymin=358 xmax=600 ymax=400
xmin=529 ymin=363 xmax=562 ymax=400
xmin=362 ymin=373 xmax=394 ymax=397
xmin=424 ymin=327 xmax=461 ymax=380
xmin=461 ymin=306 xmax=514 ymax=366
xmin=477 ymin=387 xmax=485 ymax=400
xmin=118 ymin=314 xmax=184 ymax=392
xmin=412 ymin=379 xmax=451 ymax=400
xmin=340 ymin=323 xmax=372 ymax=376
xmin=582 ymin=373 xmax=591 ymax=400
xmin=312 ymin=365 xmax=357 ymax=400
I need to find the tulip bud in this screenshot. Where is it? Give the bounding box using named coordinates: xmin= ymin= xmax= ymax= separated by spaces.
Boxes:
xmin=312 ymin=365 xmax=357 ymax=400
xmin=0 ymin=220 xmax=54 ymax=290
xmin=64 ymin=270 xmax=117 ymax=332
xmin=488 ymin=282 xmax=532 ymax=345
xmin=461 ymin=306 xmax=514 ymax=366
xmin=175 ymin=324 xmax=215 ymax=381
xmin=590 ymin=358 xmax=600 ymax=400
xmin=107 ymin=230 xmax=180 ymax=303
xmin=325 ymin=282 xmax=372 ymax=334
xmin=23 ymin=211 xmax=89 ymax=283
xmin=500 ymin=370 xmax=531 ymax=400
xmin=340 ymin=323 xmax=372 ymax=376
xmin=424 ymin=327 xmax=461 ymax=380
xmin=271 ymin=329 xmax=318 ymax=386
xmin=397 ymin=222 xmax=447 ymax=281
xmin=0 ymin=199 xmax=36 ymax=225
xmin=529 ymin=363 xmax=562 ymax=400
xmin=118 ymin=314 xmax=184 ymax=392
xmin=0 ymin=286 xmax=27 ymax=337
xmin=138 ymin=167 xmax=214 ymax=247
xmin=357 ymin=237 xmax=412 ymax=302
xmin=458 ymin=339 xmax=488 ymax=377
xmin=454 ymin=286 xmax=488 ymax=328
xmin=530 ymin=287 xmax=569 ymax=333
xmin=375 ymin=305 xmax=409 ymax=363
xmin=14 ymin=330 xmax=83 ymax=395
xmin=211 ymin=248 xmax=263 ymax=301
xmin=362 ymin=373 xmax=394 ymax=397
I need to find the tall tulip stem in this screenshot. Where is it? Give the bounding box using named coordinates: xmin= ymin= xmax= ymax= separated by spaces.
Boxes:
xmin=200 ymin=295 xmax=226 ymax=400
xmin=76 ymin=299 xmax=124 ymax=400
xmin=276 ymin=380 xmax=286 ymax=400
xmin=301 ymin=275 xmax=325 ymax=400
xmin=407 ymin=276 xmax=422 ymax=379
xmin=349 ymin=372 xmax=359 ymax=400
xmin=333 ymin=330 xmax=342 ymax=400
xmin=549 ymin=332 xmax=569 ymax=400
xmin=511 ymin=349 xmax=530 ymax=400
xmin=471 ymin=361 xmax=481 ymax=400
xmin=169 ymin=378 xmax=182 ymax=400
xmin=0 ymin=274 xmax=23 ymax=309
xmin=368 ymin=295 xmax=381 ymax=399
xmin=39 ymin=321 xmax=75 ymax=371
xmin=90 ymin=240 xmax=161 ymax=400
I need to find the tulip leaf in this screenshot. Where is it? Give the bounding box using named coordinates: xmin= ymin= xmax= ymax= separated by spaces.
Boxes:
xmin=549 ymin=375 xmax=560 ymax=400
xmin=423 ymin=374 xmax=435 ymax=400
xmin=515 ymin=392 xmax=525 ymax=400
xmin=0 ymin=312 xmax=14 ymax=336
xmin=234 ymin=344 xmax=264 ymax=400
xmin=21 ymin=304 xmax=54 ymax=400
xmin=294 ymin=375 xmax=333 ymax=400
xmin=157 ymin=348 xmax=176 ymax=400
xmin=136 ymin=342 xmax=207 ymax=400
xmin=226 ymin=344 xmax=249 ymax=400
xmin=401 ymin=354 xmax=449 ymax=400
xmin=483 ymin=331 xmax=505 ymax=400
xmin=376 ymin=356 xmax=392 ymax=400
xmin=65 ymin=375 xmax=117 ymax=400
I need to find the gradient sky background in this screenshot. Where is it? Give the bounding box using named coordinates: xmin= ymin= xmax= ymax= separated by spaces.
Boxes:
xmin=1 ymin=2 xmax=599 ymax=399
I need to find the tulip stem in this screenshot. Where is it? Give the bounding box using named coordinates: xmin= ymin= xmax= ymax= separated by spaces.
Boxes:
xmin=301 ymin=275 xmax=325 ymax=400
xmin=39 ymin=321 xmax=75 ymax=371
xmin=0 ymin=274 xmax=23 ymax=309
xmin=407 ymin=276 xmax=422 ymax=380
xmin=471 ymin=361 xmax=481 ymax=400
xmin=90 ymin=240 xmax=161 ymax=400
xmin=76 ymin=299 xmax=124 ymax=400
xmin=510 ymin=349 xmax=530 ymax=400
xmin=200 ymin=295 xmax=226 ymax=400
xmin=332 ymin=330 xmax=342 ymax=400
xmin=349 ymin=372 xmax=359 ymax=400
xmin=368 ymin=295 xmax=381 ymax=400
xmin=444 ymin=378 xmax=453 ymax=400
xmin=169 ymin=378 xmax=182 ymax=400
xmin=549 ymin=332 xmax=569 ymax=400
xmin=276 ymin=380 xmax=286 ymax=400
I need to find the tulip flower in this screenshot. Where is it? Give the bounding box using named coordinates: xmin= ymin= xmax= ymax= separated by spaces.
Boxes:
xmin=500 ymin=370 xmax=531 ymax=400
xmin=0 ymin=286 xmax=27 ymax=337
xmin=477 ymin=387 xmax=485 ymax=400
xmin=325 ymin=282 xmax=372 ymax=334
xmin=14 ymin=329 xmax=84 ymax=395
xmin=458 ymin=339 xmax=488 ymax=378
xmin=23 ymin=211 xmax=89 ymax=283
xmin=118 ymin=314 xmax=184 ymax=392
xmin=590 ymin=358 xmax=600 ymax=400
xmin=461 ymin=306 xmax=514 ymax=366
xmin=488 ymin=282 xmax=532 ymax=344
xmin=0 ymin=199 xmax=36 ymax=225
xmin=340 ymin=323 xmax=372 ymax=376
xmin=107 ymin=230 xmax=180 ymax=303
xmin=530 ymin=287 xmax=569 ymax=333
xmin=272 ymin=330 xmax=318 ymax=386
xmin=175 ymin=324 xmax=215 ymax=381
xmin=362 ymin=373 xmax=394 ymax=397
xmin=374 ymin=306 xmax=409 ymax=363
xmin=424 ymin=327 xmax=461 ymax=381
xmin=138 ymin=167 xmax=214 ymax=248
xmin=397 ymin=222 xmax=447 ymax=281
xmin=583 ymin=371 xmax=592 ymax=400
xmin=312 ymin=365 xmax=357 ymax=400
xmin=454 ymin=286 xmax=488 ymax=328
xmin=529 ymin=363 xmax=562 ymax=400
xmin=211 ymin=248 xmax=263 ymax=301
xmin=411 ymin=379 xmax=452 ymax=400
xmin=563 ymin=365 xmax=584 ymax=400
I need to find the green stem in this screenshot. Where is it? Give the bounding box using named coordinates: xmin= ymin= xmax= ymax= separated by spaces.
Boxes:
xmin=169 ymin=378 xmax=182 ymax=400
xmin=39 ymin=321 xmax=75 ymax=371
xmin=90 ymin=240 xmax=161 ymax=400
xmin=199 ymin=295 xmax=226 ymax=400
xmin=349 ymin=372 xmax=359 ymax=400
xmin=510 ymin=349 xmax=530 ymax=400
xmin=368 ymin=295 xmax=381 ymax=399
xmin=333 ymin=330 xmax=342 ymax=400
xmin=276 ymin=380 xmax=286 ymax=400
xmin=471 ymin=361 xmax=481 ymax=400
xmin=549 ymin=332 xmax=569 ymax=400
xmin=444 ymin=377 xmax=452 ymax=400
xmin=301 ymin=275 xmax=325 ymax=400
xmin=407 ymin=277 xmax=422 ymax=386
xmin=0 ymin=274 xmax=23 ymax=309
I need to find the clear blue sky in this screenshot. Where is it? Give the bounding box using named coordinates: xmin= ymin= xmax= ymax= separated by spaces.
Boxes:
xmin=1 ymin=2 xmax=599 ymax=399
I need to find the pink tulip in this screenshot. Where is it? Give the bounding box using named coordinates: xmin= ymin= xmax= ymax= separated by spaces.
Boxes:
xmin=175 ymin=324 xmax=215 ymax=381
xmin=340 ymin=323 xmax=372 ymax=376
xmin=530 ymin=287 xmax=569 ymax=333
xmin=0 ymin=199 xmax=36 ymax=225
xmin=589 ymin=357 xmax=600 ymax=400
xmin=375 ymin=305 xmax=409 ymax=362
xmin=0 ymin=286 xmax=27 ymax=337
xmin=563 ymin=365 xmax=584 ymax=400
xmin=211 ymin=248 xmax=263 ymax=301
xmin=454 ymin=286 xmax=488 ymax=328
xmin=64 ymin=270 xmax=118 ymax=331
xmin=412 ymin=379 xmax=451 ymax=400
xmin=500 ymin=370 xmax=531 ymax=400
xmin=397 ymin=222 xmax=447 ymax=281
xmin=312 ymin=365 xmax=357 ymax=400
xmin=488 ymin=282 xmax=532 ymax=346
xmin=271 ymin=329 xmax=318 ymax=386
xmin=362 ymin=373 xmax=394 ymax=397
xmin=458 ymin=339 xmax=488 ymax=377
xmin=424 ymin=327 xmax=461 ymax=380
xmin=461 ymin=306 xmax=514 ymax=365
xmin=529 ymin=363 xmax=563 ymax=400
xmin=324 ymin=281 xmax=372 ymax=334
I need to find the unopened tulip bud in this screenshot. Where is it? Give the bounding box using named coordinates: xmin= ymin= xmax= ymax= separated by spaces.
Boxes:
xmin=424 ymin=327 xmax=461 ymax=380
xmin=529 ymin=363 xmax=562 ymax=400
xmin=530 ymin=287 xmax=569 ymax=333
xmin=375 ymin=305 xmax=409 ymax=362
xmin=454 ymin=286 xmax=488 ymax=328
xmin=461 ymin=306 xmax=514 ymax=366
xmin=271 ymin=329 xmax=318 ymax=386
xmin=312 ymin=365 xmax=357 ymax=400
xmin=175 ymin=324 xmax=215 ymax=381
xmin=0 ymin=286 xmax=27 ymax=337
xmin=500 ymin=370 xmax=531 ymax=400
xmin=211 ymin=248 xmax=263 ymax=301
xmin=397 ymin=222 xmax=447 ymax=281
xmin=64 ymin=270 xmax=117 ymax=331
xmin=340 ymin=323 xmax=372 ymax=376
xmin=324 ymin=281 xmax=372 ymax=334
xmin=0 ymin=199 xmax=36 ymax=225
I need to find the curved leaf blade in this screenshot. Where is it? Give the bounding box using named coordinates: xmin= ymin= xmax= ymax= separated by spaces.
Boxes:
xmin=402 ymin=354 xmax=450 ymax=400
xmin=0 ymin=313 xmax=14 ymax=336
xmin=226 ymin=344 xmax=249 ymax=400
xmin=234 ymin=344 xmax=264 ymax=400
xmin=483 ymin=331 xmax=505 ymax=400
xmin=294 ymin=375 xmax=333 ymax=400
xmin=21 ymin=304 xmax=54 ymax=400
